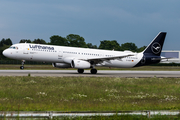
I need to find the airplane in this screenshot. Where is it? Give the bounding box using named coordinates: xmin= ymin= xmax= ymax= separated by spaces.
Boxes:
xmin=3 ymin=32 xmax=167 ymax=74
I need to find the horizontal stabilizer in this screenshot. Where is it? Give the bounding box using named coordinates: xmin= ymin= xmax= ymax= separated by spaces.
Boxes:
xmin=151 ymin=57 xmax=174 ymax=61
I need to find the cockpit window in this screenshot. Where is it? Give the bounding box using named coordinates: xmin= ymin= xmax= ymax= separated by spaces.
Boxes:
xmin=9 ymin=46 xmax=18 ymax=49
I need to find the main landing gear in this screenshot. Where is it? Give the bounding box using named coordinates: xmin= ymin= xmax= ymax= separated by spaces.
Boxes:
xmin=78 ymin=69 xmax=84 ymax=73
xmin=20 ymin=60 xmax=25 ymax=70
xmin=91 ymin=69 xmax=97 ymax=74
xmin=77 ymin=68 xmax=97 ymax=74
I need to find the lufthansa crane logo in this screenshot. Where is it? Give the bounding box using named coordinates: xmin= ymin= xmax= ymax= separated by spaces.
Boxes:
xmin=151 ymin=42 xmax=161 ymax=54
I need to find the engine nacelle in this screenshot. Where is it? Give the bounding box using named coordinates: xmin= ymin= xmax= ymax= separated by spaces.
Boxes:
xmin=52 ymin=63 xmax=71 ymax=68
xmin=71 ymin=59 xmax=91 ymax=69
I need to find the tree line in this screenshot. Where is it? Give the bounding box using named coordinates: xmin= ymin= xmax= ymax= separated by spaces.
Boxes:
xmin=0 ymin=34 xmax=146 ymax=60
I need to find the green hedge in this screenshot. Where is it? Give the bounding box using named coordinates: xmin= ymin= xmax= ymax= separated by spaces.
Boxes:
xmin=0 ymin=60 xmax=51 ymax=65
xmin=151 ymin=63 xmax=180 ymax=66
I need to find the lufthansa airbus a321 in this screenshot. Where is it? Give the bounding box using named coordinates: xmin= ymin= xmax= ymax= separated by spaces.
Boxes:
xmin=3 ymin=32 xmax=167 ymax=74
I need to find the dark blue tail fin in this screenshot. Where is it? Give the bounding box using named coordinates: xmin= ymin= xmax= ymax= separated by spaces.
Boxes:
xmin=143 ymin=32 xmax=166 ymax=56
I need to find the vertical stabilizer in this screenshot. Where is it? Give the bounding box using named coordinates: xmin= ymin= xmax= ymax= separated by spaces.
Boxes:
xmin=143 ymin=32 xmax=166 ymax=56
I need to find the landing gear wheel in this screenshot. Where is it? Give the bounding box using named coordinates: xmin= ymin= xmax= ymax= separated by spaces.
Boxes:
xmin=20 ymin=60 xmax=25 ymax=70
xmin=78 ymin=69 xmax=84 ymax=74
xmin=20 ymin=66 xmax=24 ymax=70
xmin=91 ymin=69 xmax=97 ymax=74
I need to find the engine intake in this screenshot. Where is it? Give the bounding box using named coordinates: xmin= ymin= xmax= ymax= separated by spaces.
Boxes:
xmin=71 ymin=59 xmax=91 ymax=69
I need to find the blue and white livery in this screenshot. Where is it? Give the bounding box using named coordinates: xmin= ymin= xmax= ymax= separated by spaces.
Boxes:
xmin=3 ymin=32 xmax=167 ymax=74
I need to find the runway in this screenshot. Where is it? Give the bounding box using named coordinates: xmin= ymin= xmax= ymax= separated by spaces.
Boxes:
xmin=0 ymin=70 xmax=180 ymax=77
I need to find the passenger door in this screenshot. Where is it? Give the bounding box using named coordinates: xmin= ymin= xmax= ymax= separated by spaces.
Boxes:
xmin=23 ymin=44 xmax=29 ymax=54
xmin=58 ymin=47 xmax=63 ymax=57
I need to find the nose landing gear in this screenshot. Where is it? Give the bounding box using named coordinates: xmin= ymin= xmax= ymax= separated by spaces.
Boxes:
xmin=20 ymin=60 xmax=25 ymax=70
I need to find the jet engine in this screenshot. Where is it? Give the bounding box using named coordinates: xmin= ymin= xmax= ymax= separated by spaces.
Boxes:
xmin=71 ymin=59 xmax=91 ymax=69
xmin=52 ymin=63 xmax=71 ymax=68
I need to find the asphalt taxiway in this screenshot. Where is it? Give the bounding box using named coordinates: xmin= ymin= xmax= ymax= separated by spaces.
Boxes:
xmin=0 ymin=70 xmax=180 ymax=77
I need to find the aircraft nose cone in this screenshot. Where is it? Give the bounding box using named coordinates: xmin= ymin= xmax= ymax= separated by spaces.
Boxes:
xmin=2 ymin=49 xmax=9 ymax=57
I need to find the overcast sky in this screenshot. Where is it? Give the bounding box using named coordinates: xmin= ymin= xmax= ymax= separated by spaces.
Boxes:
xmin=0 ymin=0 xmax=180 ymax=50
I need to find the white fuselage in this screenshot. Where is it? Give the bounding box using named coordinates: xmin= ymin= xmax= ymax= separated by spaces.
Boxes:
xmin=3 ymin=43 xmax=143 ymax=68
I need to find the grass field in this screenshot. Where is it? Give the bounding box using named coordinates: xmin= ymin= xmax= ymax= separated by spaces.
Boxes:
xmin=0 ymin=76 xmax=180 ymax=111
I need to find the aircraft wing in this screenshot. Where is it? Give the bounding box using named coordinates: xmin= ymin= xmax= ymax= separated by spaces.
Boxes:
xmin=81 ymin=54 xmax=134 ymax=64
